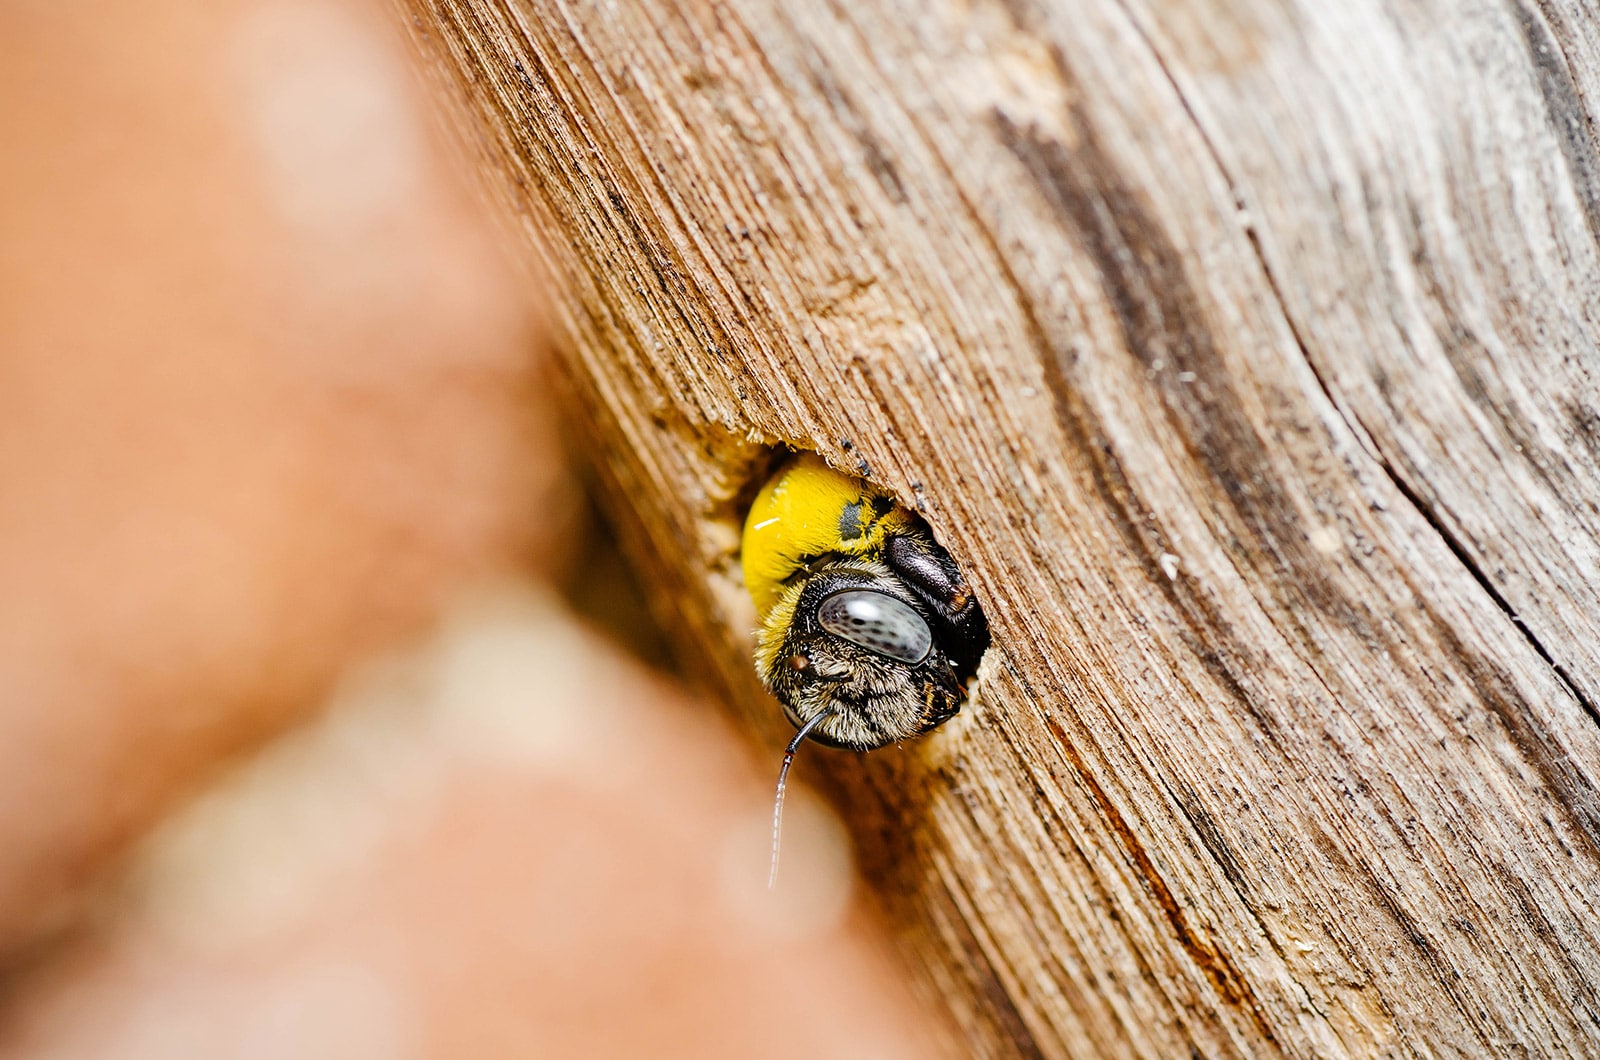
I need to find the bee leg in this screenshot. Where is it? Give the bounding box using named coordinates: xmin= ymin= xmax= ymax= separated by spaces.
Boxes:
xmin=885 ymin=534 xmax=976 ymax=621
xmin=885 ymin=534 xmax=990 ymax=677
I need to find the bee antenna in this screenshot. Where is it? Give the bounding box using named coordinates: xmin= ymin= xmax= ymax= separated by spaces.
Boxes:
xmin=768 ymin=709 xmax=837 ymax=890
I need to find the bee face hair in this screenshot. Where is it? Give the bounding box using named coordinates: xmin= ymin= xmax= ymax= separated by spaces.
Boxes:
xmin=756 ymin=562 xmax=963 ymax=751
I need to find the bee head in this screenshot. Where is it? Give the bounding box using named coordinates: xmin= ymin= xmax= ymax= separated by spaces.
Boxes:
xmin=755 ymin=562 xmax=964 ymax=752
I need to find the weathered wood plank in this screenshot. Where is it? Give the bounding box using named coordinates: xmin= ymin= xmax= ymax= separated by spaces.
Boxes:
xmin=395 ymin=1 xmax=1600 ymax=1054
xmin=1128 ymin=0 xmax=1600 ymax=718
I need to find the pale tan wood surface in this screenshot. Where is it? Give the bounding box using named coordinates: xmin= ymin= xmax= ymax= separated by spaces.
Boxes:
xmin=395 ymin=1 xmax=1600 ymax=1055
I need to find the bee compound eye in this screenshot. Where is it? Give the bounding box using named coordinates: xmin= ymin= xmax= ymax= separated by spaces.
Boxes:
xmin=817 ymin=590 xmax=933 ymax=664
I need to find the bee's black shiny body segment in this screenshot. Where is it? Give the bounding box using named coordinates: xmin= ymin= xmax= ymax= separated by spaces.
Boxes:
xmin=741 ymin=454 xmax=989 ymax=753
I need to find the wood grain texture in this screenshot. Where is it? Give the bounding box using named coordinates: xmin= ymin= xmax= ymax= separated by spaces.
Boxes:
xmin=393 ymin=0 xmax=1600 ymax=1054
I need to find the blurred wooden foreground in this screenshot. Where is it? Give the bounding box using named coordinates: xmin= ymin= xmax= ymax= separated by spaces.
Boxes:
xmin=395 ymin=0 xmax=1600 ymax=1055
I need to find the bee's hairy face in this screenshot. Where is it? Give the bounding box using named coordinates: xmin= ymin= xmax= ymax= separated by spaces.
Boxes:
xmin=755 ymin=566 xmax=963 ymax=751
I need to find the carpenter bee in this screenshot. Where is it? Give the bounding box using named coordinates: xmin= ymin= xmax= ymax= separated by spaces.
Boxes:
xmin=741 ymin=453 xmax=988 ymax=881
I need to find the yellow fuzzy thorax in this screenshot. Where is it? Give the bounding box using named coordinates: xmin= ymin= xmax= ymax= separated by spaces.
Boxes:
xmin=741 ymin=453 xmax=916 ymax=619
